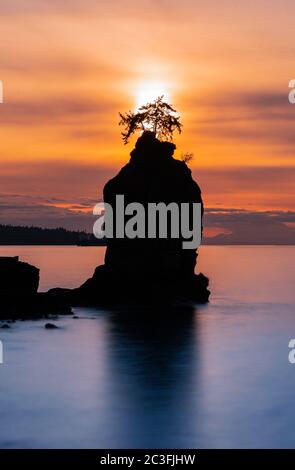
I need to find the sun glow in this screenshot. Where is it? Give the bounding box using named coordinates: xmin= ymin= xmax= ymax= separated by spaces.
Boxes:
xmin=135 ymin=80 xmax=170 ymax=109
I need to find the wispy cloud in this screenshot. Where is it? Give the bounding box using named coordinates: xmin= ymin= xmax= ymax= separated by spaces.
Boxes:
xmin=0 ymin=194 xmax=95 ymax=231
xmin=186 ymin=89 xmax=295 ymax=148
xmin=203 ymin=208 xmax=295 ymax=244
xmin=0 ymin=97 xmax=120 ymax=126
xmin=0 ymin=161 xmax=294 ymax=211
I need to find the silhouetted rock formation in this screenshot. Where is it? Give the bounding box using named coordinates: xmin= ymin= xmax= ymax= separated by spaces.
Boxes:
xmin=0 ymin=256 xmax=72 ymax=319
xmin=75 ymin=132 xmax=210 ymax=305
xmin=1 ymin=133 xmax=209 ymax=316
xmin=0 ymin=256 xmax=39 ymax=295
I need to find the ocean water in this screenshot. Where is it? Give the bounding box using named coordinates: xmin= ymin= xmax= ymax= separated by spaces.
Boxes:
xmin=0 ymin=245 xmax=294 ymax=449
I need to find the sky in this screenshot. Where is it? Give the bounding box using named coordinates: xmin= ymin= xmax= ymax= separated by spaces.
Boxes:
xmin=0 ymin=0 xmax=294 ymax=242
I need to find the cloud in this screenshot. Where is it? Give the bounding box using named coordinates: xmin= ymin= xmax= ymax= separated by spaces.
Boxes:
xmin=192 ymin=165 xmax=295 ymax=210
xmin=0 ymin=161 xmax=117 ymax=201
xmin=203 ymin=208 xmax=295 ymax=244
xmin=191 ymin=90 xmax=290 ymax=110
xmin=186 ymin=89 xmax=295 ymax=147
xmin=0 ymin=96 xmax=120 ymax=126
xmin=0 ymin=194 xmax=95 ymax=231
xmin=0 ymin=0 xmax=193 ymax=19
xmin=0 ymin=161 xmax=294 ymax=211
xmin=0 ymin=1 xmax=98 ymax=15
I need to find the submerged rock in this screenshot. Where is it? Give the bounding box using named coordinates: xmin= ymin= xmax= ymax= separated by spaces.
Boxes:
xmin=44 ymin=323 xmax=59 ymax=329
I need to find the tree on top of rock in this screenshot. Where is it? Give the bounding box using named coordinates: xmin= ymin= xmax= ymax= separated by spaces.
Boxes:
xmin=119 ymin=96 xmax=182 ymax=144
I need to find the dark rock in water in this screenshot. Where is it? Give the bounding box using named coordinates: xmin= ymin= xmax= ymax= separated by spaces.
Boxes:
xmin=48 ymin=288 xmax=72 ymax=298
xmin=1 ymin=293 xmax=73 ymax=319
xmin=44 ymin=323 xmax=58 ymax=329
xmin=0 ymin=257 xmax=73 ymax=319
xmin=74 ymin=132 xmax=210 ymax=305
xmin=0 ymin=323 xmax=11 ymax=329
xmin=0 ymin=256 xmax=39 ymax=295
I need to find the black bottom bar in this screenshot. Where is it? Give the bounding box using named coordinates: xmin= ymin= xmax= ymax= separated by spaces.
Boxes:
xmin=0 ymin=449 xmax=294 ymax=467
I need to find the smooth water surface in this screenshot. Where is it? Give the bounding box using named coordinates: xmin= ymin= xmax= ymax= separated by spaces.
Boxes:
xmin=0 ymin=246 xmax=294 ymax=448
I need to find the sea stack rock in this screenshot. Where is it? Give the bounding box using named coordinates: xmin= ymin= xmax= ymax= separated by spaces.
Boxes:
xmin=77 ymin=132 xmax=210 ymax=305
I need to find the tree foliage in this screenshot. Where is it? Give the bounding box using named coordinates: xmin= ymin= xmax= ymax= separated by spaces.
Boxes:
xmin=181 ymin=152 xmax=194 ymax=164
xmin=119 ymin=96 xmax=182 ymax=144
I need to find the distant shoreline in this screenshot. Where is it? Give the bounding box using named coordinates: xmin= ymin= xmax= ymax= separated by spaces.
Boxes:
xmin=0 ymin=224 xmax=106 ymax=246
xmin=0 ymin=225 xmax=294 ymax=246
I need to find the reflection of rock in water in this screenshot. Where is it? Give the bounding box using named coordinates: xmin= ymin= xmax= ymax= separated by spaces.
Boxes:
xmin=102 ymin=306 xmax=202 ymax=447
xmin=108 ymin=306 xmax=197 ymax=380
xmin=77 ymin=132 xmax=210 ymax=305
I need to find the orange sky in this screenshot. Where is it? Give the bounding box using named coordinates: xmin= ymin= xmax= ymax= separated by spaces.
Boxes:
xmin=0 ymin=0 xmax=295 ymax=225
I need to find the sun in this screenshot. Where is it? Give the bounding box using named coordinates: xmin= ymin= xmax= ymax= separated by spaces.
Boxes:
xmin=135 ymin=80 xmax=170 ymax=109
